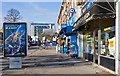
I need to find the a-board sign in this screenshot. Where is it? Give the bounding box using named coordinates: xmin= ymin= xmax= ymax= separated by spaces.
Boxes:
xmin=3 ymin=23 xmax=27 ymax=57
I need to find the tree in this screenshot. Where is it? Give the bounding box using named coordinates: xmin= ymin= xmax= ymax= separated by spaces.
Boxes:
xmin=4 ymin=8 xmax=22 ymax=22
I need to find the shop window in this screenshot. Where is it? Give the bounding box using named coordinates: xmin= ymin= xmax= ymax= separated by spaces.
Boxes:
xmin=85 ymin=32 xmax=94 ymax=54
xmin=101 ymin=26 xmax=115 ymax=58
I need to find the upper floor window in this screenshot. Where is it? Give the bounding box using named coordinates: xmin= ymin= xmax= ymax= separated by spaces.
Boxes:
xmin=76 ymin=0 xmax=82 ymax=5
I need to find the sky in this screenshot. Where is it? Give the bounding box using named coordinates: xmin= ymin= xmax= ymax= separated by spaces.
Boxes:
xmin=1 ymin=2 xmax=62 ymax=34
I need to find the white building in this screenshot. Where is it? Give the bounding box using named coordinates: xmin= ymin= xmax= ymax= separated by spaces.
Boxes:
xmin=30 ymin=22 xmax=55 ymax=41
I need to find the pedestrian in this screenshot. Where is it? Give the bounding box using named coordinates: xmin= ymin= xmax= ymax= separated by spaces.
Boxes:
xmin=38 ymin=38 xmax=42 ymax=50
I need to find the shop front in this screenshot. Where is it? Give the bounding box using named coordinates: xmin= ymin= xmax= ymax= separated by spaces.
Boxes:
xmin=65 ymin=26 xmax=78 ymax=57
xmin=58 ymin=27 xmax=78 ymax=56
xmin=59 ymin=27 xmax=66 ymax=53
xmin=73 ymin=0 xmax=116 ymax=71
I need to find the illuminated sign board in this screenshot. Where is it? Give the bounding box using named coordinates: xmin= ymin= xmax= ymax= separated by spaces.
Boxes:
xmin=3 ymin=23 xmax=27 ymax=57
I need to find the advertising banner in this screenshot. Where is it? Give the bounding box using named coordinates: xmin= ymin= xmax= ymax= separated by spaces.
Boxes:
xmin=3 ymin=23 xmax=27 ymax=57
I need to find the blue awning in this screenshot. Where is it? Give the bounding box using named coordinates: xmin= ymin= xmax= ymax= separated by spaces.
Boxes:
xmin=59 ymin=28 xmax=66 ymax=35
xmin=65 ymin=26 xmax=77 ymax=36
xmin=66 ymin=26 xmax=77 ymax=33
xmin=58 ymin=26 xmax=78 ymax=36
xmin=57 ymin=33 xmax=62 ymax=37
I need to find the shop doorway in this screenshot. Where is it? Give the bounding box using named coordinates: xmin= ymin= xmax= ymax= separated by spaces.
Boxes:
xmin=84 ymin=31 xmax=94 ymax=62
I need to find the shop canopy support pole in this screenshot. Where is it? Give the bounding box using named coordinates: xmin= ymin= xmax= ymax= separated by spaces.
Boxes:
xmin=83 ymin=32 xmax=86 ymax=59
xmin=98 ymin=19 xmax=101 ymax=65
xmin=115 ymin=0 xmax=120 ymax=75
xmin=80 ymin=31 xmax=84 ymax=58
xmin=93 ymin=20 xmax=95 ymax=63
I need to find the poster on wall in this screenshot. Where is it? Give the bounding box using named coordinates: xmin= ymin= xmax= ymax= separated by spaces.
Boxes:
xmin=70 ymin=36 xmax=77 ymax=56
xmin=109 ymin=37 xmax=115 ymax=56
xmin=3 ymin=23 xmax=27 ymax=57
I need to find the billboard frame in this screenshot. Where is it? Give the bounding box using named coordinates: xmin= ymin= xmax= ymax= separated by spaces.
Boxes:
xmin=3 ymin=22 xmax=27 ymax=57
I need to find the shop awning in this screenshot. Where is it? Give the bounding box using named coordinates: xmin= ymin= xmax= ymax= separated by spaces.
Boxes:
xmin=65 ymin=26 xmax=77 ymax=36
xmin=72 ymin=0 xmax=115 ymax=31
xmin=57 ymin=33 xmax=62 ymax=37
xmin=59 ymin=28 xmax=66 ymax=35
xmin=59 ymin=26 xmax=77 ymax=36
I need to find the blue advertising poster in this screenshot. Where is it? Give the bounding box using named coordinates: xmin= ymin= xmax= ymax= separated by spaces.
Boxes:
xmin=70 ymin=36 xmax=78 ymax=56
xmin=3 ymin=23 xmax=27 ymax=57
xmin=104 ymin=33 xmax=109 ymax=39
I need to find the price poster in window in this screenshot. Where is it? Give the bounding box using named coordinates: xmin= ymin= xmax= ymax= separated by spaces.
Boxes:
xmin=109 ymin=37 xmax=115 ymax=56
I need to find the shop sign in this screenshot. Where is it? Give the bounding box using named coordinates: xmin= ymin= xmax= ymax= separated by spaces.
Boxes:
xmin=68 ymin=13 xmax=76 ymax=26
xmin=3 ymin=23 xmax=27 ymax=57
xmin=73 ymin=0 xmax=96 ymax=30
xmin=82 ymin=0 xmax=96 ymax=14
xmin=76 ymin=11 xmax=91 ymax=27
xmin=61 ymin=24 xmax=67 ymax=28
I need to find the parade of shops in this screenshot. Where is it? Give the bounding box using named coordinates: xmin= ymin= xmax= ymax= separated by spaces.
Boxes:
xmin=56 ymin=0 xmax=118 ymax=74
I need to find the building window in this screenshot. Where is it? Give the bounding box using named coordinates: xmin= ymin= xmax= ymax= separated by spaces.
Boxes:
xmin=85 ymin=32 xmax=94 ymax=54
xmin=101 ymin=26 xmax=115 ymax=58
xmin=76 ymin=0 xmax=82 ymax=5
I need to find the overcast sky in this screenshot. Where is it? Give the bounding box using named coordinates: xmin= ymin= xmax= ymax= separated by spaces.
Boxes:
xmin=1 ymin=2 xmax=62 ymax=34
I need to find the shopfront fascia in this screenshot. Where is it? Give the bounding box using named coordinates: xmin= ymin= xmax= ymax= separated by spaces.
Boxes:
xmin=72 ymin=1 xmax=116 ymax=71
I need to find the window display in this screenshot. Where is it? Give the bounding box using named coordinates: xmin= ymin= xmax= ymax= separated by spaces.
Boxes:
xmin=101 ymin=26 xmax=115 ymax=57
xmin=85 ymin=32 xmax=94 ymax=54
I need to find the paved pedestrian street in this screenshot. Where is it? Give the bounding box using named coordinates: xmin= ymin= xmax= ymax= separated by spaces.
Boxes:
xmin=0 ymin=46 xmax=115 ymax=75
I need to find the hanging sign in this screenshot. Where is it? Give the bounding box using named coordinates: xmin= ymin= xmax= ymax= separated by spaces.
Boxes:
xmin=70 ymin=8 xmax=75 ymax=13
